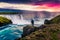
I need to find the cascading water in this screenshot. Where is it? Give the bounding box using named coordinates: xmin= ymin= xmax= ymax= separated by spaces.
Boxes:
xmin=0 ymin=14 xmax=45 ymax=25
xmin=0 ymin=14 xmax=30 ymax=25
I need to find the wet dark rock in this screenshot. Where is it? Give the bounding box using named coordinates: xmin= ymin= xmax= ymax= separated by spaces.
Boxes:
xmin=22 ymin=25 xmax=38 ymax=37
xmin=44 ymin=19 xmax=51 ymax=24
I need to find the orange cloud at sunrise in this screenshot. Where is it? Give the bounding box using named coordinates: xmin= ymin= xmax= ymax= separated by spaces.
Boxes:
xmin=0 ymin=2 xmax=60 ymax=12
xmin=34 ymin=4 xmax=60 ymax=12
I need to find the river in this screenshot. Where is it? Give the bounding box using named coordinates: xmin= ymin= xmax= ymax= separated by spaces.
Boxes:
xmin=0 ymin=24 xmax=24 ymax=40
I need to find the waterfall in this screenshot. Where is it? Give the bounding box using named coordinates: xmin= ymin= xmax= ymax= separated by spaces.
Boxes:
xmin=0 ymin=14 xmax=21 ymax=24
xmin=0 ymin=14 xmax=31 ymax=25
xmin=0 ymin=13 xmax=46 ymax=25
xmin=20 ymin=14 xmax=24 ymax=20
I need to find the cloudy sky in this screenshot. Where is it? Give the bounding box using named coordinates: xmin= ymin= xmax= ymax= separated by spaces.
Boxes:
xmin=0 ymin=0 xmax=60 ymax=12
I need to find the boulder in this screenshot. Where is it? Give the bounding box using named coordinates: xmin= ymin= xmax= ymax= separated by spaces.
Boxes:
xmin=22 ymin=25 xmax=37 ymax=37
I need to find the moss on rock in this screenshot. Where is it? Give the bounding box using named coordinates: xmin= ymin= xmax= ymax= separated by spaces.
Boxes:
xmin=0 ymin=16 xmax=12 ymax=26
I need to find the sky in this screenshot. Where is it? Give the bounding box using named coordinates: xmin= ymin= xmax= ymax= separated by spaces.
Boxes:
xmin=0 ymin=0 xmax=60 ymax=12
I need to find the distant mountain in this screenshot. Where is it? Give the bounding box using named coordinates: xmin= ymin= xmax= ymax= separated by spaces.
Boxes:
xmin=0 ymin=8 xmax=21 ymax=12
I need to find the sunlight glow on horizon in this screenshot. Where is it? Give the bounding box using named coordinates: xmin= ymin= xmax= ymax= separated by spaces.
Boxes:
xmin=0 ymin=2 xmax=60 ymax=12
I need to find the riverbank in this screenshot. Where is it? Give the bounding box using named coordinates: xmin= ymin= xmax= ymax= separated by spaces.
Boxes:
xmin=18 ymin=24 xmax=60 ymax=40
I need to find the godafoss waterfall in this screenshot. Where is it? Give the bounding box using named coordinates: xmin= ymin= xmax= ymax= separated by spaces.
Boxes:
xmin=0 ymin=13 xmax=44 ymax=40
xmin=0 ymin=11 xmax=60 ymax=40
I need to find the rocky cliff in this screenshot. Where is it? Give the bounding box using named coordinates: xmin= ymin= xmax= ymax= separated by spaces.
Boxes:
xmin=17 ymin=15 xmax=60 ymax=40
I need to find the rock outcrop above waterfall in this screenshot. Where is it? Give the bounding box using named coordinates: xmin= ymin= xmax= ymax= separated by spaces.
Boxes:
xmin=0 ymin=16 xmax=12 ymax=26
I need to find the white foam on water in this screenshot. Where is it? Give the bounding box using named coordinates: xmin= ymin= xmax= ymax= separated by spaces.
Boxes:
xmin=0 ymin=14 xmax=45 ymax=25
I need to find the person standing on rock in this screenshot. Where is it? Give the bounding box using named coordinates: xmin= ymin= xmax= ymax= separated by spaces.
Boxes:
xmin=31 ymin=19 xmax=34 ymax=26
